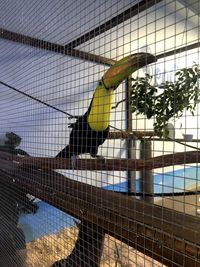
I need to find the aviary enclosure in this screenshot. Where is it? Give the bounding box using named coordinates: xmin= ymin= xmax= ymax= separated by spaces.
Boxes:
xmin=0 ymin=0 xmax=200 ymax=266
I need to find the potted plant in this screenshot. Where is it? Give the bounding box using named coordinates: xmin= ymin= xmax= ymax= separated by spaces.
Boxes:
xmin=130 ymin=64 xmax=200 ymax=138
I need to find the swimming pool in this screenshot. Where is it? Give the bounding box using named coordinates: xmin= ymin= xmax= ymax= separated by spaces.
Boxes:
xmin=104 ymin=166 xmax=200 ymax=193
xmin=19 ymin=166 xmax=200 ymax=242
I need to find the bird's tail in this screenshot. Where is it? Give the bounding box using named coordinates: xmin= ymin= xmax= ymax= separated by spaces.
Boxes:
xmin=55 ymin=145 xmax=71 ymax=158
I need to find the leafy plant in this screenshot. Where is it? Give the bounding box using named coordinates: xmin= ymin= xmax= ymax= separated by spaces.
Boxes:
xmin=130 ymin=64 xmax=200 ymax=137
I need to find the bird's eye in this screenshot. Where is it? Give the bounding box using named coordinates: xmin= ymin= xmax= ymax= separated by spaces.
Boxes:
xmin=98 ymin=80 xmax=102 ymax=86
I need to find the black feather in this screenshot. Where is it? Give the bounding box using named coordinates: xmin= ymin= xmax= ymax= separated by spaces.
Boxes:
xmin=56 ymin=111 xmax=109 ymax=158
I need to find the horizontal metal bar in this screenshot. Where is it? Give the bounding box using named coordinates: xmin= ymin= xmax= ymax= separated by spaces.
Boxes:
xmin=65 ymin=0 xmax=163 ymax=50
xmin=157 ymin=42 xmax=200 ymax=60
xmin=0 ymin=28 xmax=115 ymax=66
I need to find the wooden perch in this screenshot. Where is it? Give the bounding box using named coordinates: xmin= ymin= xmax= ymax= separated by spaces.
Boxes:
xmin=108 ymin=130 xmax=154 ymax=139
xmin=0 ymin=156 xmax=200 ymax=266
xmin=6 ymin=150 xmax=200 ymax=171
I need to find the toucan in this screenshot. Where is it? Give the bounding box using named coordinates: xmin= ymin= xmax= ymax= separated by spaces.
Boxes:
xmin=56 ymin=53 xmax=156 ymax=159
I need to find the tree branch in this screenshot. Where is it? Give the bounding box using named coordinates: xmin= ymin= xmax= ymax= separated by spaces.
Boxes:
xmin=0 ymin=159 xmax=199 ymax=267
xmin=108 ymin=130 xmax=155 ymax=139
xmin=111 ymin=98 xmax=126 ymax=109
xmin=4 ymin=150 xmax=200 ymax=171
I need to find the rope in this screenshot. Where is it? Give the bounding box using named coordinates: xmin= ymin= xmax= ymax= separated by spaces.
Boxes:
xmin=167 ymin=137 xmax=200 ymax=151
xmin=0 ymin=81 xmax=74 ymax=118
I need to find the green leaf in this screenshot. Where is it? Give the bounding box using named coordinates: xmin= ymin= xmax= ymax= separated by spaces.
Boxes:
xmin=130 ymin=64 xmax=200 ymax=137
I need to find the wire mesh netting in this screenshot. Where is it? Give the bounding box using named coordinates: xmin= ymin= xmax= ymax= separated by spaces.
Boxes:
xmin=0 ymin=0 xmax=200 ymax=266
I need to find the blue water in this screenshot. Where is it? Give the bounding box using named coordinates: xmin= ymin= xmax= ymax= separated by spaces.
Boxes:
xmin=19 ymin=166 xmax=200 ymax=242
xmin=154 ymin=167 xmax=200 ymax=193
xmin=104 ymin=166 xmax=200 ymax=193
xmin=19 ymin=201 xmax=76 ymax=242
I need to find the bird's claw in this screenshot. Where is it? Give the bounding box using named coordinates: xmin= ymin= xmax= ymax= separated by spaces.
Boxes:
xmin=68 ymin=123 xmax=74 ymax=128
xmin=71 ymin=155 xmax=79 ymax=170
xmin=95 ymin=155 xmax=107 ymax=165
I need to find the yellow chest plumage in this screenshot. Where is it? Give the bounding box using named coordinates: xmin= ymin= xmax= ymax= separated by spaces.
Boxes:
xmin=88 ymin=84 xmax=114 ymax=131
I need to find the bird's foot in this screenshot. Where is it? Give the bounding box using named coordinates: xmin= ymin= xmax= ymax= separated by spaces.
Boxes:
xmin=67 ymin=122 xmax=75 ymax=128
xmin=71 ymin=155 xmax=79 ymax=170
xmin=94 ymin=155 xmax=107 ymax=164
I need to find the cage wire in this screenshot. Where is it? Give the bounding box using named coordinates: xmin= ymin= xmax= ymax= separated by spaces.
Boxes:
xmin=0 ymin=0 xmax=200 ymax=266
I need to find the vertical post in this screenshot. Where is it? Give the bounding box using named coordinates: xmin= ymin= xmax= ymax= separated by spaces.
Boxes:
xmin=140 ymin=139 xmax=154 ymax=203
xmin=52 ymin=221 xmax=105 ymax=267
xmin=125 ymin=76 xmax=136 ymax=193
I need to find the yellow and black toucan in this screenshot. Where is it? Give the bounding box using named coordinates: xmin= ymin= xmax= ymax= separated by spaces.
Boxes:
xmin=56 ymin=53 xmax=156 ymax=158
